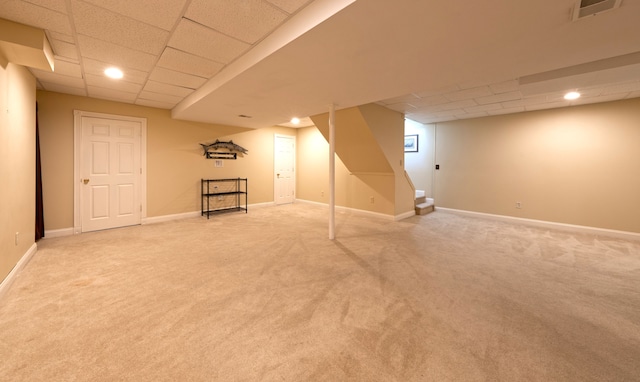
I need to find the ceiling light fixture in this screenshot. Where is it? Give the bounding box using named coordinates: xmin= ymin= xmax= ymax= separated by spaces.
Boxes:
xmin=104 ymin=67 xmax=123 ymax=79
xmin=564 ymin=91 xmax=581 ymax=100
xmin=290 ymin=117 xmax=300 ymax=125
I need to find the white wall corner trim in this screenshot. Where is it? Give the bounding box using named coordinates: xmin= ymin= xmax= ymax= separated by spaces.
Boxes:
xmin=0 ymin=243 xmax=37 ymax=301
xmin=435 ymin=207 xmax=640 ymax=241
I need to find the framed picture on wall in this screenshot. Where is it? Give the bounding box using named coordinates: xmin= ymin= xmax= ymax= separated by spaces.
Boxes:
xmin=404 ymin=134 xmax=418 ymax=152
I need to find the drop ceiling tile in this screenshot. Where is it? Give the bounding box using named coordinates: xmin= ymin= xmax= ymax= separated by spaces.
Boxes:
xmin=525 ymin=101 xmax=568 ymax=112
xmin=47 ymin=31 xmax=74 ymax=43
xmin=600 ymin=81 xmax=640 ymax=95
xmin=24 ymin=0 xmax=67 ymax=13
xmin=168 ymin=19 xmax=250 ymax=64
xmin=85 ymin=73 xmax=143 ymax=93
xmin=135 ymin=98 xmax=176 ymax=110
xmin=489 ymin=79 xmax=519 ymax=94
xmin=88 ymin=86 xmax=137 ymax=103
xmin=82 ymin=58 xmax=148 ymax=84
xmin=0 ymin=0 xmax=72 ymax=34
xmin=157 ymin=47 xmax=225 ymax=78
xmin=30 ymin=68 xmax=86 ymax=88
xmin=456 ymin=111 xmax=488 ymax=119
xmin=626 ymin=90 xmax=640 ymax=99
xmin=138 ymin=90 xmax=182 ymax=104
xmin=71 ymin=1 xmax=169 ymax=55
xmin=41 ymin=82 xmax=87 ymax=96
xmin=80 ymin=0 xmax=188 ymax=31
xmin=487 ymin=106 xmax=525 ymax=116
xmin=185 ymin=0 xmax=288 ymax=44
xmin=572 ymin=93 xmax=629 ymax=106
xmin=53 ymin=60 xmax=82 ymax=78
xmin=143 ymin=81 xmax=193 ymax=97
xmin=432 ymin=109 xmax=465 ymax=118
xmin=463 ymin=103 xmax=503 ymax=114
xmin=437 ymin=99 xmax=477 ymax=111
xmin=265 ymin=0 xmax=312 ymax=14
xmin=475 ymin=91 xmax=522 ymax=105
xmin=149 ymin=67 xmax=207 ymax=89
xmin=445 ymin=86 xmax=492 ymax=101
xmin=501 ymin=95 xmax=549 ymax=108
xmin=414 ymin=94 xmax=449 ymax=107
xmin=50 ymin=39 xmax=78 ymax=61
xmin=78 ymin=35 xmax=157 ymax=72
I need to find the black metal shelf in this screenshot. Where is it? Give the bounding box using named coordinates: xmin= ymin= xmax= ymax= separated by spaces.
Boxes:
xmin=201 ymin=178 xmax=247 ymax=219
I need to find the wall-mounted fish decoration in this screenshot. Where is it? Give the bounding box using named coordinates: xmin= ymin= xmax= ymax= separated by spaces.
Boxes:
xmin=200 ymin=139 xmax=248 ymax=157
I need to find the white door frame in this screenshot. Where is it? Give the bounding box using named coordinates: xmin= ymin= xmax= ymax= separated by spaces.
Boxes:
xmin=273 ymin=134 xmax=296 ymax=205
xmin=73 ymin=110 xmax=147 ymax=234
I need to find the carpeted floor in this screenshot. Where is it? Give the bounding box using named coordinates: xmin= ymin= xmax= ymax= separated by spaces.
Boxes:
xmin=1 ymin=204 xmax=639 ymax=381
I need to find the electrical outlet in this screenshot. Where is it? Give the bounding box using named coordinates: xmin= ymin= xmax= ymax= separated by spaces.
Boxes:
xmin=516 ymin=201 xmax=522 ymax=209
xmin=370 ymin=196 xmax=375 ymax=204
xmin=321 ymin=191 xmax=324 ymax=197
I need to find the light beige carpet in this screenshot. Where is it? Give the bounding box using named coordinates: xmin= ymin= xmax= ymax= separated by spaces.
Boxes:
xmin=1 ymin=204 xmax=639 ymax=381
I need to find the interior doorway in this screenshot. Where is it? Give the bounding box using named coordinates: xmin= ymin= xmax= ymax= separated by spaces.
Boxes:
xmin=74 ymin=111 xmax=147 ymax=233
xmin=274 ymin=134 xmax=295 ymax=205
xmin=404 ymin=119 xmax=436 ymax=198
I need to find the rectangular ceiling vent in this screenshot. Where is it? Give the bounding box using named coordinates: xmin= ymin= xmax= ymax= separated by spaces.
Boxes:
xmin=572 ymin=0 xmax=622 ymax=20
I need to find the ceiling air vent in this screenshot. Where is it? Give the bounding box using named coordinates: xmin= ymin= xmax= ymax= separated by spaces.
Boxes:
xmin=572 ymin=0 xmax=622 ymax=20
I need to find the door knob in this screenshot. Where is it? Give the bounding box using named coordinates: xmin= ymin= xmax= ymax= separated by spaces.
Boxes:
xmin=276 ymin=173 xmax=280 ymax=178
xmin=82 ymin=179 xmax=90 ymax=184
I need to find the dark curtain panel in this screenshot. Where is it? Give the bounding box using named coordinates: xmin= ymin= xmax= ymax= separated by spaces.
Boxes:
xmin=35 ymin=102 xmax=45 ymax=241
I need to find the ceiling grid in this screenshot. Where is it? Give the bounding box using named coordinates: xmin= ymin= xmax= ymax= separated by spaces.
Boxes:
xmin=0 ymin=0 xmax=638 ymax=126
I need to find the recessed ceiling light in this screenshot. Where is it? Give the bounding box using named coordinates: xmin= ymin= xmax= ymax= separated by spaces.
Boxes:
xmin=564 ymin=91 xmax=581 ymax=100
xmin=290 ymin=117 xmax=300 ymax=125
xmin=104 ymin=67 xmax=123 ymax=79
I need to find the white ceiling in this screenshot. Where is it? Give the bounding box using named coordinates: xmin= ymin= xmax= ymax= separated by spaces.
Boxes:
xmin=2 ymin=0 xmax=640 ymax=127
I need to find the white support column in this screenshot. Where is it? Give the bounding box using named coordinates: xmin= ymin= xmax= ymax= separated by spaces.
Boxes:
xmin=329 ymin=104 xmax=336 ymax=240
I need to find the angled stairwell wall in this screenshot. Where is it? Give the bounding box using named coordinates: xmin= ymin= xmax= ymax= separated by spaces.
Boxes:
xmin=310 ymin=103 xmax=414 ymax=218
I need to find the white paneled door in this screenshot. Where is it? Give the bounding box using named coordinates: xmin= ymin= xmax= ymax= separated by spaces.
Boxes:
xmin=274 ymin=134 xmax=295 ymax=205
xmin=80 ymin=116 xmax=142 ymax=232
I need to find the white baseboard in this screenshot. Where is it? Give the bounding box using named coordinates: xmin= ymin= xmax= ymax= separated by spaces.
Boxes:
xmin=436 ymin=207 xmax=640 ymax=241
xmin=44 ymin=227 xmax=74 ymax=238
xmin=295 ymin=199 xmax=398 ymax=220
xmin=395 ymin=210 xmax=416 ymax=221
xmin=143 ymin=211 xmax=201 ymax=225
xmin=248 ymin=202 xmax=276 ymax=209
xmin=0 ymin=243 xmax=38 ymax=301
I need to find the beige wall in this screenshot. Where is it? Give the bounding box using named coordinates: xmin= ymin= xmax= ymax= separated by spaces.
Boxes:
xmin=296 ymin=125 xmax=395 ymax=215
xmin=359 ymin=103 xmax=414 ymax=216
xmin=309 ymin=104 xmax=415 ymax=216
xmin=0 ymin=63 xmax=36 ymax=281
xmin=36 ymin=90 xmax=296 ymax=230
xmin=435 ymin=98 xmax=640 ymax=233
xmin=404 ymin=119 xmax=435 ymax=197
